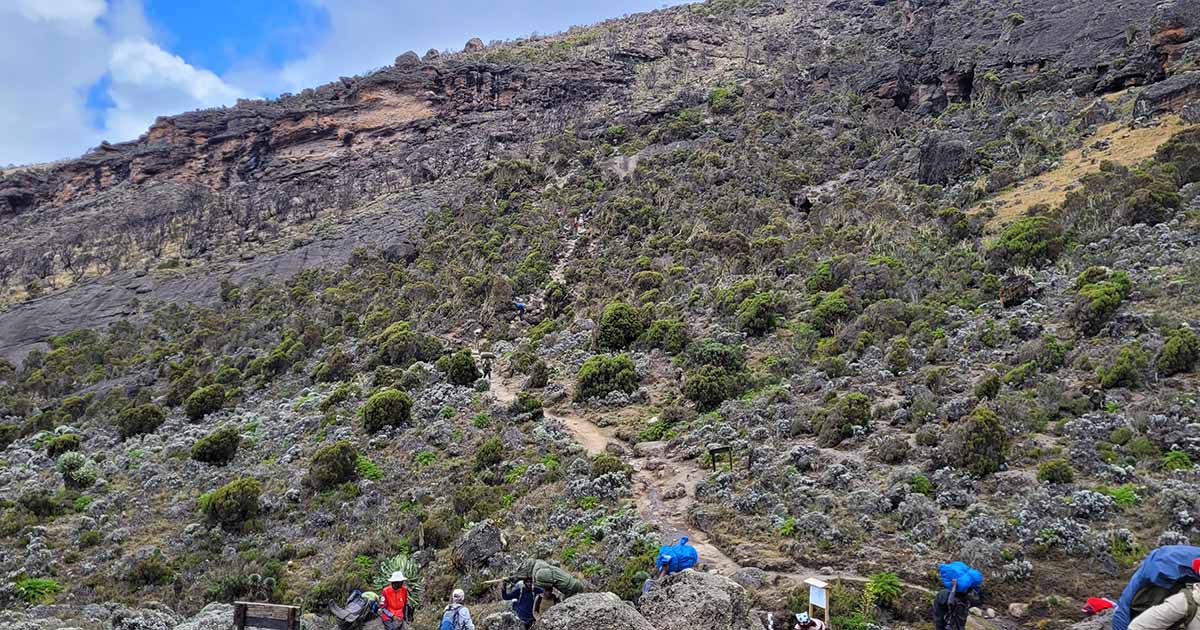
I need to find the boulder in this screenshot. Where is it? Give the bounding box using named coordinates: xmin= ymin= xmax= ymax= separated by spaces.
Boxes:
xmin=394 ymin=51 xmax=421 ymax=67
xmin=176 ymin=602 xmax=236 ymax=630
xmin=918 ymin=135 xmax=972 ymax=185
xmin=480 ymin=610 xmax=525 ymax=630
xmin=1135 ymin=72 xmax=1200 ymax=114
xmin=423 ymin=48 xmax=441 ymax=61
xmin=456 ymin=520 xmax=505 ymax=568
xmin=465 ymin=37 xmax=486 ymax=52
xmin=638 ymin=570 xmax=765 ymax=630
xmin=110 ymin=603 xmax=183 ymax=630
xmin=536 ymin=592 xmax=654 ymax=630
xmin=1007 ymin=602 xmax=1030 ymax=619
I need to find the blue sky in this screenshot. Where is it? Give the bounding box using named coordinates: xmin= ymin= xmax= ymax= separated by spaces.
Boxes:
xmin=0 ymin=0 xmax=687 ymax=166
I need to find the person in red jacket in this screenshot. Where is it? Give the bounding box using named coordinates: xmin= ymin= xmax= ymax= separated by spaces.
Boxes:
xmin=380 ymin=571 xmax=409 ymax=629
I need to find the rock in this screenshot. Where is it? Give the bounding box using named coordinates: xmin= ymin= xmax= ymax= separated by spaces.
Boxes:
xmin=480 ymin=610 xmax=525 ymax=630
xmin=423 ymin=48 xmax=440 ymax=61
xmin=537 ymin=592 xmax=653 ymax=630
xmin=176 ymin=602 xmax=236 ymax=630
xmin=457 ymin=520 xmax=505 ymax=568
xmin=730 ymin=567 xmax=770 ymax=590
xmin=1077 ymin=99 xmax=1115 ymax=127
xmin=1007 ymin=602 xmax=1029 ymax=619
xmin=395 ymin=51 xmax=421 ymax=66
xmin=110 ymin=603 xmax=182 ymax=630
xmin=464 ymin=37 xmax=486 ymax=52
xmin=1135 ymin=71 xmax=1200 ymax=115
xmin=999 ymin=272 xmax=1036 ymax=307
xmin=638 ymin=570 xmax=765 ymax=630
xmin=918 ymin=135 xmax=972 ymax=185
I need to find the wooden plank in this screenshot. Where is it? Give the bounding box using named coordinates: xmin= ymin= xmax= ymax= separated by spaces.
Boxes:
xmin=233 ymin=602 xmax=300 ymax=630
xmin=244 ymin=617 xmax=293 ymax=630
xmin=234 ymin=603 xmax=247 ymax=630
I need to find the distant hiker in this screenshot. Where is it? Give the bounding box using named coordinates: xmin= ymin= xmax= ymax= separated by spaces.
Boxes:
xmin=380 ymin=571 xmax=409 ymax=629
xmin=795 ymin=612 xmax=827 ymax=630
xmin=439 ymin=589 xmax=476 ymax=630
xmin=502 ymin=576 xmax=545 ymax=629
xmin=1114 ymin=546 xmax=1200 ymax=630
xmin=656 ymin=536 xmax=699 ymax=577
xmin=1129 ymin=583 xmax=1200 ymax=630
xmin=480 ymin=352 xmax=495 ymax=379
xmin=513 ymin=300 xmax=527 ymax=317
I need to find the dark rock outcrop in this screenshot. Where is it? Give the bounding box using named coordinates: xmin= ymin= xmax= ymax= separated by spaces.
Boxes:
xmin=918 ymin=135 xmax=972 ymax=185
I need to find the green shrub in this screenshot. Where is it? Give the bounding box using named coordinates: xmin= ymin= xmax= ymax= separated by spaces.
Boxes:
xmin=687 ymin=340 xmax=745 ymax=370
xmin=1163 ymin=449 xmax=1194 ymax=471
xmin=13 ymin=576 xmax=62 ymax=604
xmin=436 ymin=349 xmax=480 ymax=386
xmin=184 ymin=384 xmax=226 ymax=421
xmin=806 ymin=260 xmax=838 ymax=293
xmin=362 ymin=389 xmax=413 ymax=433
xmin=1098 ymin=344 xmax=1152 ymax=389
xmin=0 ymin=422 xmax=18 ymax=450
xmin=126 ymin=550 xmax=175 ymax=586
xmin=474 ymin=437 xmax=503 ymax=471
xmin=370 ymin=321 xmax=442 ymax=368
xmin=1003 ymin=361 xmax=1038 ymax=388
xmin=945 ymin=405 xmax=1008 ymax=477
xmin=974 ymin=372 xmax=1002 ymax=400
xmin=200 ymin=478 xmax=261 ymax=525
xmin=306 ymin=441 xmax=358 ymax=490
xmin=642 ymin=319 xmax=689 ymax=354
xmin=811 ymin=288 xmax=851 ymax=335
xmin=57 ymin=451 xmax=99 ymax=489
xmin=191 ymin=426 xmax=241 ymax=465
xmin=987 ymin=215 xmax=1065 ymax=269
xmin=737 ymin=291 xmax=783 ymax=336
xmin=1071 ymin=268 xmax=1132 ymax=335
xmin=591 ymin=452 xmax=630 ymax=478
xmin=884 ymin=337 xmax=911 ymax=373
xmin=356 ymin=455 xmax=383 ymax=481
xmin=683 ymin=365 xmax=738 ymax=411
xmin=215 ymin=365 xmax=243 ymax=386
xmin=1129 ymin=436 xmax=1160 ymax=459
xmin=115 ymin=404 xmax=166 ymax=439
xmin=45 ymin=433 xmax=81 ymax=457
xmin=1096 ymin=484 xmax=1139 ymax=508
xmin=18 ymin=489 xmax=63 ymax=518
xmin=576 ymin=354 xmax=638 ymax=400
xmin=909 ymin=474 xmax=933 ymax=495
xmin=594 ymin=301 xmax=644 ymax=351
xmin=817 ymin=392 xmax=871 ymax=447
xmin=1037 ymin=459 xmax=1076 ymax=484
xmin=1157 ymin=328 xmax=1199 ymax=376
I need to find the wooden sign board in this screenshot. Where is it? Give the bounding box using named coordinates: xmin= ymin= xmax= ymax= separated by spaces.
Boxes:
xmin=804 ymin=578 xmax=831 ymax=628
xmin=233 ymin=601 xmax=300 ymax=630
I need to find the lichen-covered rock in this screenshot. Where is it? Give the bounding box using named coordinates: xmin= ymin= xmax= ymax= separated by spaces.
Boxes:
xmin=176 ymin=602 xmax=236 ymax=630
xmin=536 ymin=592 xmax=653 ymax=630
xmin=638 ymin=570 xmax=766 ymax=630
xmin=458 ymin=520 xmax=505 ymax=568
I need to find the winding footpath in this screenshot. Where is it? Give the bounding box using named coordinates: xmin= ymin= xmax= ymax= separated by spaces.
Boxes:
xmin=487 ymin=372 xmax=934 ymax=599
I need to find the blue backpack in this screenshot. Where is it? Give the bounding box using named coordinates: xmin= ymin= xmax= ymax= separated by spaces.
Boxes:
xmin=939 ymin=561 xmax=983 ymax=592
xmin=439 ymin=606 xmax=462 ymax=630
xmin=657 ymin=536 xmax=699 ymax=574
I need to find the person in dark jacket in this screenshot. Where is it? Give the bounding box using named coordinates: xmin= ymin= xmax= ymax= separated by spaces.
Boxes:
xmin=502 ymin=577 xmax=544 ymax=629
xmin=933 ymin=584 xmax=978 ymax=630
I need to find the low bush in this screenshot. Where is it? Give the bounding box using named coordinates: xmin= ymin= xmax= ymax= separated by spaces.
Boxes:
xmin=306 ymin=441 xmax=358 ymax=490
xmin=642 ymin=318 xmax=689 ymax=354
xmin=591 ymin=452 xmax=630 ymax=478
xmin=987 ymin=215 xmax=1065 ymax=269
xmin=943 ymin=405 xmax=1008 ymax=477
xmin=14 ymin=576 xmax=62 ymax=604
xmin=576 ymin=354 xmax=638 ymax=400
xmin=200 ymin=478 xmax=261 ymax=525
xmin=817 ymin=392 xmax=871 ymax=447
xmin=436 ymin=349 xmax=480 ymax=386
xmin=312 ymin=347 xmax=353 ymax=383
xmin=362 ymin=389 xmax=413 ymax=433
xmin=370 ymin=321 xmax=442 ymax=368
xmin=474 ymin=437 xmax=503 ymax=471
xmin=191 ymin=426 xmax=241 ymax=465
xmin=126 ymin=550 xmax=175 ymax=586
xmin=872 ymin=435 xmax=909 ymax=464
xmin=57 ymin=451 xmax=99 ymax=489
xmin=1037 ymin=459 xmax=1076 ymax=484
xmin=594 ymin=301 xmax=644 ymax=351
xmin=737 ymin=291 xmax=783 ymax=336
xmin=1157 ymin=327 xmax=1199 ymax=376
xmin=1098 ymin=344 xmax=1152 ymax=389
xmin=115 ymin=404 xmax=165 ymax=439
xmin=974 ymin=372 xmax=1002 ymax=400
xmin=812 ymin=288 xmax=851 ymax=336
xmin=184 ymin=384 xmax=226 ymax=421
xmin=683 ymin=365 xmax=738 ymax=411
xmin=45 ymin=433 xmax=81 ymax=457
xmin=1071 ymin=267 xmax=1132 ymax=335
xmin=884 ymin=337 xmax=911 ymax=374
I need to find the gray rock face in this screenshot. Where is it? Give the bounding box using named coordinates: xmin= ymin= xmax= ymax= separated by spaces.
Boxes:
xmin=457 ymin=520 xmax=505 ymax=568
xmin=637 ymin=571 xmax=765 ymax=630
xmin=1136 ymin=71 xmax=1200 ymax=115
xmin=918 ymin=135 xmax=972 ymax=185
xmin=536 ymin=593 xmax=654 ymax=630
xmin=175 ymin=602 xmax=236 ymax=630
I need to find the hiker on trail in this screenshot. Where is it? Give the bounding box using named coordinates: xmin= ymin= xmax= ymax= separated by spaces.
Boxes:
xmin=379 ymin=571 xmax=409 ymax=629
xmin=480 ymin=351 xmax=495 ymax=379
xmin=1129 ymin=582 xmax=1200 ymax=630
xmin=1114 ymin=546 xmax=1200 ymax=630
xmin=439 ymin=589 xmax=475 ymax=630
xmin=932 ymin=583 xmax=978 ymax=630
xmin=512 ymin=300 xmax=527 ymax=318
xmin=502 ymin=576 xmax=545 ymax=629
xmin=795 ymin=612 xmax=827 ymax=630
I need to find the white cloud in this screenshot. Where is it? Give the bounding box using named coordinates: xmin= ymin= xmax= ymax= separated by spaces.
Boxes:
xmin=0 ymin=0 xmax=241 ymax=166
xmin=104 ymin=39 xmax=243 ymax=140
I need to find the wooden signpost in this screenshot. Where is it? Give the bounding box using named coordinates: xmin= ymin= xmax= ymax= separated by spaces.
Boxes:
xmin=233 ymin=602 xmax=300 ymax=630
xmin=805 ymin=578 xmax=831 ymax=629
xmin=708 ymin=445 xmax=734 ymax=472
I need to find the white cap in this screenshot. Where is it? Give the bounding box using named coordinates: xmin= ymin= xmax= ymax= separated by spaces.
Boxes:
xmin=390 ymin=571 xmax=407 ymax=582
xmin=452 ymin=589 xmax=465 ymax=603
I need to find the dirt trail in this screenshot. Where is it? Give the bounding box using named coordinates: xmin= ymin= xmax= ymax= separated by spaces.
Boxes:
xmin=484 ymin=364 xmax=936 ymax=598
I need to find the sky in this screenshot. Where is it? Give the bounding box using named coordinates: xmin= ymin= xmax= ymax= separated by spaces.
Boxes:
xmin=0 ymin=0 xmax=687 ymax=167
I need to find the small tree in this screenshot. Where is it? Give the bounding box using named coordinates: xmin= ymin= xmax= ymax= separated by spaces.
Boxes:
xmin=944 ymin=405 xmax=1008 ymax=477
xmin=576 ymin=354 xmax=638 ymax=400
xmin=362 ymin=389 xmax=413 ymax=433
xmin=201 ymin=478 xmax=261 ymax=526
xmin=305 ymin=441 xmax=358 ymax=490
xmin=594 ymin=301 xmax=644 ymax=351
xmin=184 ymin=384 xmax=226 ymax=421
xmin=191 ymin=426 xmax=241 ymax=465
xmin=115 ymin=404 xmax=165 ymax=439
xmin=683 ymin=365 xmax=736 ymax=411
xmin=436 ymin=349 xmax=481 ymax=386
xmin=1037 ymin=459 xmax=1076 ymax=484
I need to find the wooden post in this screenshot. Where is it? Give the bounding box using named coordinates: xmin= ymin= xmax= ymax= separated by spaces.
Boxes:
xmin=805 ymin=578 xmax=830 ymax=630
xmin=233 ymin=602 xmax=300 ymax=630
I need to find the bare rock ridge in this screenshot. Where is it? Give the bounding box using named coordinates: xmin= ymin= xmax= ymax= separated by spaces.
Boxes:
xmin=0 ymin=0 xmax=1196 ymax=365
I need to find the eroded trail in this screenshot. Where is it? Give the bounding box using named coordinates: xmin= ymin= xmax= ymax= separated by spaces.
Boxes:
xmin=487 ymin=371 xmax=935 ymax=599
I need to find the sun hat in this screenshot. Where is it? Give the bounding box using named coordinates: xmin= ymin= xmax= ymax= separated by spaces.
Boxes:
xmin=389 ymin=571 xmax=407 ymax=583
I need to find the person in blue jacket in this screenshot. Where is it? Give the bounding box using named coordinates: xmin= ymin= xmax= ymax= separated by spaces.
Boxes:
xmin=1114 ymin=546 xmax=1200 ymax=630
xmin=502 ymin=576 xmax=544 ymax=629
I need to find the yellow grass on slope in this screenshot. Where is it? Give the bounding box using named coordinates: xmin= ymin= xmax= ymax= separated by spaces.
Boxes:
xmin=977 ymin=115 xmax=1190 ymax=230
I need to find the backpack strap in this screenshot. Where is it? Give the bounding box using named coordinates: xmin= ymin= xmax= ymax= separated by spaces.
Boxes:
xmin=1184 ymin=588 xmax=1197 ymax=625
